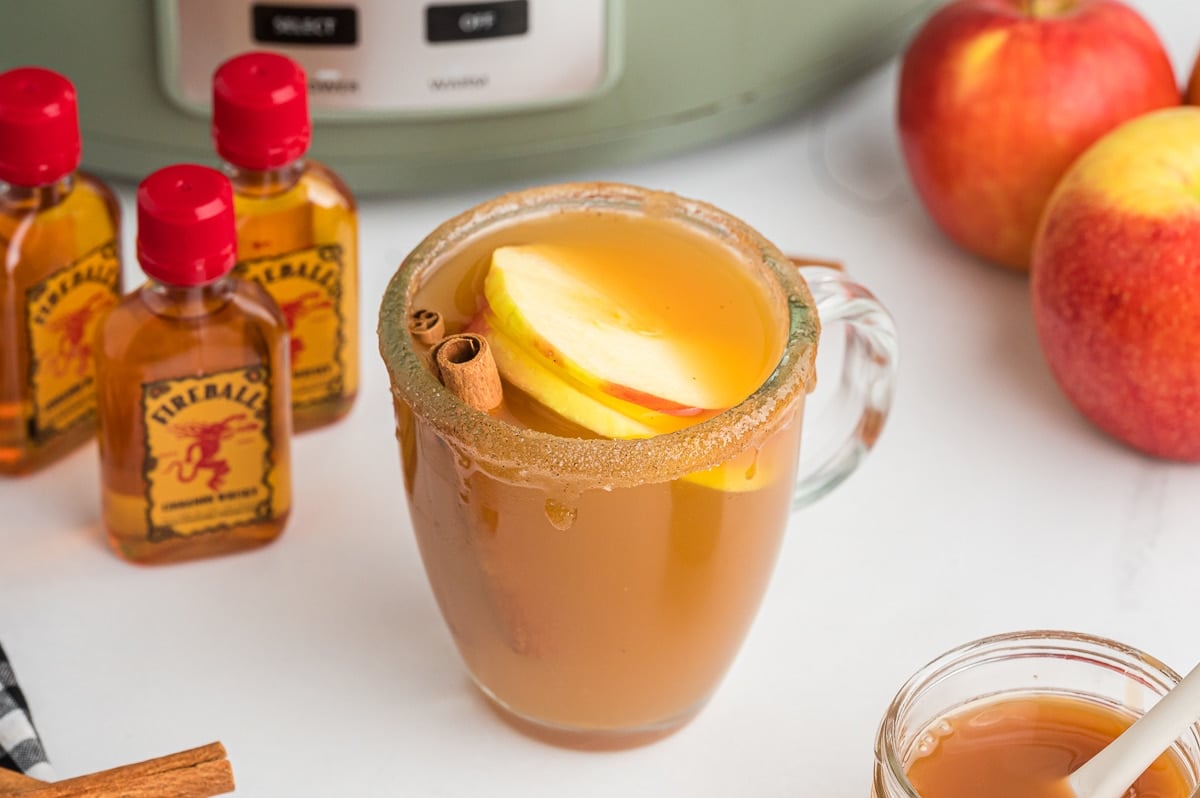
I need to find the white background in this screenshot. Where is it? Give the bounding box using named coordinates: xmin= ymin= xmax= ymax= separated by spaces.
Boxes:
xmin=5 ymin=1 xmax=1200 ymax=794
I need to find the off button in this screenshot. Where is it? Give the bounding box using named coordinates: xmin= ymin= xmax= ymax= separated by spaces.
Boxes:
xmin=426 ymin=1 xmax=529 ymax=43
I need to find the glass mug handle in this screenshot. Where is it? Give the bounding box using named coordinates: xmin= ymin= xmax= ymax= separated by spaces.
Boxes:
xmin=791 ymin=263 xmax=899 ymax=509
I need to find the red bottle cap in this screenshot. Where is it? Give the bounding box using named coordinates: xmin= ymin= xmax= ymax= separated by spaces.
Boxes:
xmin=0 ymin=67 xmax=82 ymax=186
xmin=137 ymin=164 xmax=237 ymax=286
xmin=212 ymin=52 xmax=311 ymax=170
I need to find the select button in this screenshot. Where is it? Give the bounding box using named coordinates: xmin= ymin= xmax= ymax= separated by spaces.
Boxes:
xmin=426 ymin=1 xmax=529 ymax=43
xmin=252 ymin=4 xmax=359 ymax=46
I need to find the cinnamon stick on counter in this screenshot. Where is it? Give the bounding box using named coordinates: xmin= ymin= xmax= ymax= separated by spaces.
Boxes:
xmin=433 ymin=333 xmax=503 ymax=412
xmin=0 ymin=742 xmax=234 ymax=798
xmin=0 ymin=770 xmax=35 ymax=793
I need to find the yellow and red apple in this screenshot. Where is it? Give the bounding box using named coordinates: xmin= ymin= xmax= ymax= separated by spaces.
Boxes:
xmin=898 ymin=0 xmax=1179 ymax=270
xmin=1031 ymin=107 xmax=1200 ymax=461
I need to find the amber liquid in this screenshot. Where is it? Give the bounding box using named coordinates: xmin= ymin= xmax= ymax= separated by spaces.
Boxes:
xmin=229 ymin=161 xmax=358 ymax=432
xmin=402 ymin=209 xmax=798 ymax=746
xmin=94 ymin=278 xmax=292 ymax=564
xmin=906 ymin=695 xmax=1194 ymax=798
xmin=0 ymin=174 xmax=121 ymax=475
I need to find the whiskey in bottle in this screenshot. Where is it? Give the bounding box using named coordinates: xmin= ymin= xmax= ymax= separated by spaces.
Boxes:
xmin=213 ymin=51 xmax=359 ymax=432
xmin=95 ymin=164 xmax=292 ymax=564
xmin=0 ymin=67 xmax=121 ymax=475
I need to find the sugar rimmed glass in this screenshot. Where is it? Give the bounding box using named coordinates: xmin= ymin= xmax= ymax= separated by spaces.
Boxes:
xmin=379 ymin=182 xmax=898 ymax=748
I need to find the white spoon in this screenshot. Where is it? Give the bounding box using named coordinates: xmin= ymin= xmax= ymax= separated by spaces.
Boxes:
xmin=1065 ymin=661 xmax=1200 ymax=798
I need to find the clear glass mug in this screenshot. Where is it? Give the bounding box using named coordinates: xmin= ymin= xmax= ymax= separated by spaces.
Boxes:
xmin=378 ymin=182 xmax=898 ymax=748
xmin=873 ymin=630 xmax=1200 ymax=797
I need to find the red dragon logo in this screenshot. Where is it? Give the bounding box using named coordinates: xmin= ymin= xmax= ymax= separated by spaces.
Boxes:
xmin=165 ymin=414 xmax=260 ymax=491
xmin=278 ymin=291 xmax=333 ymax=362
xmin=40 ymin=293 xmax=114 ymax=378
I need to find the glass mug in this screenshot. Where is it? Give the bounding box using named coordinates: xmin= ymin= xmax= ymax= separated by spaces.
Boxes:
xmin=873 ymin=630 xmax=1200 ymax=797
xmin=378 ymin=182 xmax=898 ymax=748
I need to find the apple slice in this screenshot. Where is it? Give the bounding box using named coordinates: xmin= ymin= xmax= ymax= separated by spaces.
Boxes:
xmin=478 ymin=315 xmax=662 ymax=439
xmin=473 ymin=311 xmax=772 ymax=486
xmin=483 ymin=245 xmax=727 ymax=416
xmin=479 ymin=309 xmax=702 ymax=434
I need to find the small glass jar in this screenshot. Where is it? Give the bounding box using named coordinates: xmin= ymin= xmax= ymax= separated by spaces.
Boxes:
xmin=873 ymin=630 xmax=1200 ymax=797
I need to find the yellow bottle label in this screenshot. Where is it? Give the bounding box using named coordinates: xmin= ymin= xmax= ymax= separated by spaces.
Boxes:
xmin=235 ymin=244 xmax=345 ymax=408
xmin=141 ymin=364 xmax=276 ymax=541
xmin=24 ymin=241 xmax=121 ymax=444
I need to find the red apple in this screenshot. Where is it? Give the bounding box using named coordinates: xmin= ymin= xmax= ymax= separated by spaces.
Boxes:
xmin=1031 ymin=107 xmax=1200 ymax=460
xmin=899 ymin=0 xmax=1179 ymax=271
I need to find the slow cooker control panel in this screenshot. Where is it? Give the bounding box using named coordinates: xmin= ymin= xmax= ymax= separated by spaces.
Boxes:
xmin=159 ymin=0 xmax=615 ymax=118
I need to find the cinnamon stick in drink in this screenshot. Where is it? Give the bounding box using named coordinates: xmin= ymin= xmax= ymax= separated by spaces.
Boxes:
xmin=408 ymin=308 xmax=445 ymax=347
xmin=433 ymin=334 xmax=503 ymax=412
xmin=408 ymin=308 xmax=444 ymax=373
xmin=429 ymin=331 xmax=539 ymax=655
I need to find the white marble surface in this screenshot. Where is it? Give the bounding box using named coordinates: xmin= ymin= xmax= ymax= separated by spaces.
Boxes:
xmin=5 ymin=2 xmax=1200 ymax=794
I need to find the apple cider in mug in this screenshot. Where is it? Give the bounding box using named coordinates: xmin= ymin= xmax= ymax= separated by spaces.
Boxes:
xmin=397 ymin=197 xmax=806 ymax=744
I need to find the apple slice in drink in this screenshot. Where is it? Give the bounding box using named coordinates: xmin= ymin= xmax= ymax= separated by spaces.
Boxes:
xmin=472 ymin=245 xmax=772 ymax=490
xmin=483 ymin=245 xmax=730 ymax=418
xmin=474 ymin=313 xmax=664 ymax=439
xmin=476 ymin=308 xmax=703 ymax=434
xmin=477 ymin=310 xmax=768 ymax=488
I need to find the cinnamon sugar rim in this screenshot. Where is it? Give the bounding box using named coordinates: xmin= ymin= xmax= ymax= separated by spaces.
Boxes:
xmin=378 ymin=182 xmax=820 ymax=491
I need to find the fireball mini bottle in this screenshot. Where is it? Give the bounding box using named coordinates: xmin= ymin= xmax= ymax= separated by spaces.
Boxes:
xmin=213 ymin=51 xmax=359 ymax=432
xmin=95 ymin=164 xmax=292 ymax=565
xmin=0 ymin=67 xmax=121 ymax=475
